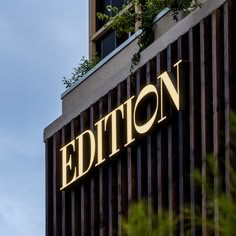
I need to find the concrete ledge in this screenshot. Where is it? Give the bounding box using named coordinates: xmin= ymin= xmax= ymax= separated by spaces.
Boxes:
xmin=61 ymin=8 xmax=170 ymax=99
xmin=44 ymin=0 xmax=226 ymax=141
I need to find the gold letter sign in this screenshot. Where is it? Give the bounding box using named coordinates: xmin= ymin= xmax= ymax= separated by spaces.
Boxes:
xmin=60 ymin=60 xmax=182 ymax=190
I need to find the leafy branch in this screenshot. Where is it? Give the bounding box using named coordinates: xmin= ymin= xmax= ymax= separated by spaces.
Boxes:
xmin=63 ymin=55 xmax=100 ymax=89
xmin=63 ymin=0 xmax=202 ymax=88
xmin=184 ymin=111 xmax=236 ymax=235
xmin=122 ymin=112 xmax=236 ymax=235
xmin=122 ymin=200 xmax=178 ymax=236
xmin=97 ymin=0 xmax=202 ymax=72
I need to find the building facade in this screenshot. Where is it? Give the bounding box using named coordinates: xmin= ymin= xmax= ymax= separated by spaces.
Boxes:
xmin=44 ymin=0 xmax=236 ymax=235
xmin=89 ymin=0 xmax=130 ymax=60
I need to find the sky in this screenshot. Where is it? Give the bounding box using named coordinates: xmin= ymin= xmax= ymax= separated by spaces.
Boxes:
xmin=0 ymin=1 xmax=88 ymax=235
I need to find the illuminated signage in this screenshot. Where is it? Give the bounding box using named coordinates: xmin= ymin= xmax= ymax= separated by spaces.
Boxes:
xmin=60 ymin=60 xmax=182 ymax=190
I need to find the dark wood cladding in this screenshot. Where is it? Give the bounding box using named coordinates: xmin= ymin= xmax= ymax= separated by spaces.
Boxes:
xmin=45 ymin=1 xmax=236 ymax=235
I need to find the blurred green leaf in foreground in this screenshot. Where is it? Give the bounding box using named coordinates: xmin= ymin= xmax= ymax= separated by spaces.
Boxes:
xmin=122 ymin=112 xmax=236 ymax=236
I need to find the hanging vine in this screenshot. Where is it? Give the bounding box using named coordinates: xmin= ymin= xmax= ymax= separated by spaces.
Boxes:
xmin=97 ymin=0 xmax=202 ymax=72
xmin=62 ymin=55 xmax=100 ymax=88
xmin=63 ymin=0 xmax=202 ymax=88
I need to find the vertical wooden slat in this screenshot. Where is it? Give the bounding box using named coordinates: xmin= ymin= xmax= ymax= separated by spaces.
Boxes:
xmin=52 ymin=132 xmax=62 ymax=236
xmin=98 ymin=99 xmax=104 ymax=236
xmin=90 ymin=155 xmax=95 ymax=236
xmin=200 ymin=14 xmax=214 ymax=235
xmin=212 ymin=9 xmax=219 ymax=174
xmin=212 ymin=9 xmax=223 ymax=236
xmin=107 ymin=91 xmax=113 ymax=236
xmin=146 ymin=63 xmax=151 ymax=204
xmin=193 ymin=24 xmax=202 ymax=234
xmin=177 ymin=36 xmax=184 ymax=236
xmin=111 ymin=163 xmax=118 ymax=235
xmin=127 ymin=75 xmax=137 ymax=221
xmin=167 ymin=45 xmax=173 ymax=233
xmin=84 ymin=182 xmax=91 ymax=235
xmin=98 ymin=97 xmax=109 ymax=236
xmin=137 ymin=66 xmax=148 ymax=201
xmin=156 ymin=53 xmax=162 ymax=213
xmin=71 ymin=119 xmax=80 ymax=236
xmin=61 ymin=149 xmax=66 ymax=236
xmin=200 ymin=20 xmax=207 ymax=236
xmin=79 ymin=111 xmax=91 ymax=236
xmin=62 ymin=125 xmax=72 ymax=236
xmin=189 ymin=28 xmax=195 ymax=236
xmin=70 ymin=123 xmax=76 ymax=236
xmin=146 ymin=61 xmax=153 ymax=232
xmin=108 ymin=90 xmax=118 ymax=235
xmin=149 ymin=59 xmax=158 ymax=214
xmin=180 ymin=33 xmax=191 ymax=235
xmin=90 ymin=105 xmax=99 ymax=236
xmin=117 ymin=83 xmax=123 ymax=236
xmin=224 ymin=1 xmax=230 ymax=196
xmin=117 ymin=82 xmax=128 ymax=236
xmin=171 ymin=43 xmax=180 ymax=236
xmin=45 ymin=138 xmax=53 ymax=236
xmin=79 ymin=113 xmax=86 ymax=236
xmin=136 ymin=69 xmax=142 ymax=201
xmin=108 ymin=92 xmax=113 ymax=236
xmin=71 ymin=187 xmax=80 ymax=235
xmin=127 ymin=144 xmax=136 ymax=203
xmin=161 ymin=51 xmax=169 ymax=210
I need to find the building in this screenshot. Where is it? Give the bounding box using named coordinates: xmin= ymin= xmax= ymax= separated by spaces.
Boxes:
xmin=44 ymin=0 xmax=236 ymax=235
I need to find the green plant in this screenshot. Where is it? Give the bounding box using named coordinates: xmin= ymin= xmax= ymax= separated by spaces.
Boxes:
xmin=184 ymin=111 xmax=236 ymax=236
xmin=122 ymin=112 xmax=236 ymax=235
xmin=63 ymin=55 xmax=100 ymax=88
xmin=122 ymin=200 xmax=178 ymax=236
xmin=97 ymin=0 xmax=202 ymax=72
xmin=64 ymin=0 xmax=202 ymax=88
xmin=184 ymin=158 xmax=236 ymax=235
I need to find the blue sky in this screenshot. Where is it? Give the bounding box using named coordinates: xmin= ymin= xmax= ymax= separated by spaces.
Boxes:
xmin=0 ymin=1 xmax=88 ymax=235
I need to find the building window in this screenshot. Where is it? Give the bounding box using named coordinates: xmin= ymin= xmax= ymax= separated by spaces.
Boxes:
xmin=96 ymin=30 xmax=116 ymax=59
xmin=96 ymin=0 xmax=127 ymax=30
xmin=96 ymin=30 xmax=129 ymax=59
xmin=90 ymin=0 xmax=131 ymax=60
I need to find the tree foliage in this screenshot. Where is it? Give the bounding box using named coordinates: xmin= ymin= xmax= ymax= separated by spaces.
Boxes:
xmin=62 ymin=55 xmax=100 ymax=89
xmin=63 ymin=0 xmax=202 ymax=88
xmin=122 ymin=200 xmax=178 ymax=236
xmin=186 ymin=111 xmax=236 ymax=236
xmin=122 ymin=112 xmax=236 ymax=235
xmin=97 ymin=0 xmax=202 ymax=71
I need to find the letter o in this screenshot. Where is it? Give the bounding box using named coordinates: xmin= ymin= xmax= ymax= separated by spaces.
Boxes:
xmin=133 ymin=85 xmax=158 ymax=134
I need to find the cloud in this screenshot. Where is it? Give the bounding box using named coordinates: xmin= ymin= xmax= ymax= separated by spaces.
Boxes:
xmin=0 ymin=195 xmax=44 ymax=236
xmin=0 ymin=1 xmax=89 ymax=235
xmin=0 ymin=135 xmax=45 ymax=236
xmin=0 ymin=0 xmax=88 ymax=56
